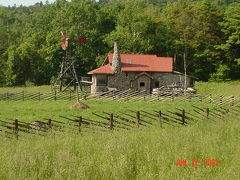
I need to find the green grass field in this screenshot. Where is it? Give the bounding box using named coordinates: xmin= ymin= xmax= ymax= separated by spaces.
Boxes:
xmin=0 ymin=99 xmax=210 ymax=123
xmin=0 ymin=117 xmax=239 ymax=179
xmin=0 ymin=81 xmax=239 ymax=179
xmin=1 ymin=81 xmax=240 ymax=96
xmin=0 ymin=85 xmax=51 ymax=94
xmin=196 ymin=81 xmax=240 ymax=96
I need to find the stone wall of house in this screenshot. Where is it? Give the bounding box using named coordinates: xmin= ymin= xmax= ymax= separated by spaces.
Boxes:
xmin=91 ymin=72 xmax=135 ymax=94
xmin=107 ymin=72 xmax=136 ymax=90
xmin=91 ymin=72 xmax=194 ymax=94
xmin=91 ymin=85 xmax=108 ymax=94
xmin=151 ymin=72 xmax=193 ymax=88
xmin=91 ymin=74 xmax=108 ymax=94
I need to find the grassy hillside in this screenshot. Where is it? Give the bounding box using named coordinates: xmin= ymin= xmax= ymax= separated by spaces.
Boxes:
xmin=0 ymin=81 xmax=239 ymax=179
xmin=1 ymin=81 xmax=240 ymax=96
xmin=0 ymin=113 xmax=239 ymax=179
xmin=0 ymin=81 xmax=239 ymax=122
xmin=0 ymin=85 xmax=51 ymax=94
xmin=0 ymin=99 xmax=209 ymax=123
xmin=196 ymin=81 xmax=240 ymax=96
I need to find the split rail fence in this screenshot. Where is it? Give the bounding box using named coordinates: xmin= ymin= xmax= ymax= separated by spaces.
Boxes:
xmin=89 ymin=89 xmax=240 ymax=106
xmin=1 ymin=89 xmax=239 ymax=108
xmin=0 ymin=91 xmax=86 ymax=101
xmin=1 ymin=102 xmax=240 ymax=139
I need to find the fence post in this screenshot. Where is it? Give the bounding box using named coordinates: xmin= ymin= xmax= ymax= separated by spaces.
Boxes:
xmin=38 ymin=92 xmax=41 ymax=101
xmin=158 ymin=111 xmax=162 ymax=128
xmin=54 ymin=91 xmax=57 ymax=101
xmin=13 ymin=119 xmax=19 ymax=139
xmin=109 ymin=113 xmax=114 ymax=130
xmin=6 ymin=92 xmax=9 ymax=101
xmin=199 ymin=96 xmax=202 ymax=102
xmin=136 ymin=111 xmax=140 ymax=127
xmin=220 ymin=95 xmax=223 ymax=106
xmin=78 ymin=116 xmax=82 ymax=133
xmin=182 ymin=110 xmax=185 ymax=125
xmin=231 ymin=96 xmax=235 ymax=106
xmin=188 ymin=95 xmax=191 ymax=102
xmin=206 ymin=108 xmax=210 ymax=119
xmin=209 ymin=94 xmax=212 ymax=103
xmin=113 ymin=91 xmax=115 ymax=100
xmin=48 ymin=119 xmax=52 ymax=129
xmin=22 ymin=91 xmax=25 ymax=101
xmin=69 ymin=91 xmax=72 ymax=101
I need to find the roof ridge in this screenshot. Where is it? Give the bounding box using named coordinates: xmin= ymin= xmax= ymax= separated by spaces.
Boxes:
xmin=108 ymin=53 xmax=157 ymax=56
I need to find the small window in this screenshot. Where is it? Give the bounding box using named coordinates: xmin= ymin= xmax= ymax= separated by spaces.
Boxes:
xmin=155 ymin=81 xmax=159 ymax=88
xmin=97 ymin=79 xmax=106 ymax=86
xmin=140 ymin=82 xmax=145 ymax=87
xmin=127 ymin=60 xmax=132 ymax=64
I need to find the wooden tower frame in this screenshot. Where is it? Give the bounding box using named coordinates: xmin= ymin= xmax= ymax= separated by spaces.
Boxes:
xmin=52 ymin=36 xmax=82 ymax=93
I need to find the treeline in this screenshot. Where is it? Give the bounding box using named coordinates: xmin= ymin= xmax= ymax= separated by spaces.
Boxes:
xmin=0 ymin=0 xmax=240 ymax=86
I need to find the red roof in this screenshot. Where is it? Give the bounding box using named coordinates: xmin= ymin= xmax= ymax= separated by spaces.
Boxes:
xmin=88 ymin=54 xmax=173 ymax=74
xmin=88 ymin=64 xmax=114 ymax=75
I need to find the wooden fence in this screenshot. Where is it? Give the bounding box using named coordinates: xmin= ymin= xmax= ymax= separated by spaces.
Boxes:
xmin=89 ymin=89 xmax=240 ymax=106
xmin=0 ymin=91 xmax=86 ymax=101
xmin=1 ymin=89 xmax=239 ymax=108
xmin=1 ymin=102 xmax=240 ymax=139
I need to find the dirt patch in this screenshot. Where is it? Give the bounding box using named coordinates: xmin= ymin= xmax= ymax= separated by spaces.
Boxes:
xmin=70 ymin=102 xmax=89 ymax=110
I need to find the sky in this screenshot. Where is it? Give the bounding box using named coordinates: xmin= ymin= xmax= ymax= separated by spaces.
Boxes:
xmin=0 ymin=0 xmax=56 ymax=7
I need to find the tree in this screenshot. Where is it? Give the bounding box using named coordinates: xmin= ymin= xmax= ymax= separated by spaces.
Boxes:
xmin=0 ymin=7 xmax=9 ymax=85
xmin=217 ymin=3 xmax=240 ymax=79
xmin=0 ymin=0 xmax=240 ymax=86
xmin=164 ymin=0 xmax=223 ymax=80
xmin=104 ymin=0 xmax=162 ymax=54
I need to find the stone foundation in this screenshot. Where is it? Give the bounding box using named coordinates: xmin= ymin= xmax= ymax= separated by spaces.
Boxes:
xmin=91 ymin=85 xmax=108 ymax=94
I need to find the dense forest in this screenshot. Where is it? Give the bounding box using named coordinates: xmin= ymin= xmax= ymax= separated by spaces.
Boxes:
xmin=0 ymin=0 xmax=240 ymax=86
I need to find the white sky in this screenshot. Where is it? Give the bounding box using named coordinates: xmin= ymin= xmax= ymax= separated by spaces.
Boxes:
xmin=0 ymin=0 xmax=56 ymax=7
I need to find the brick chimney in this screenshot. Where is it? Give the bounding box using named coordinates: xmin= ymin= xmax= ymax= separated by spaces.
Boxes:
xmin=111 ymin=42 xmax=121 ymax=73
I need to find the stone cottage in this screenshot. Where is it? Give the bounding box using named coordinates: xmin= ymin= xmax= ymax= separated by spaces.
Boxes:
xmin=88 ymin=42 xmax=195 ymax=94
